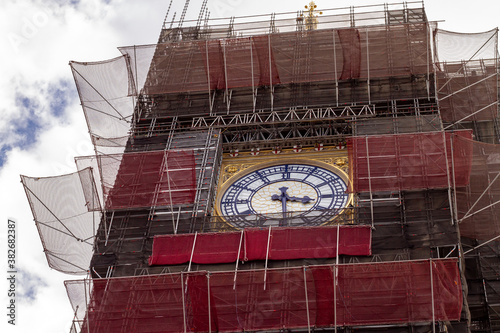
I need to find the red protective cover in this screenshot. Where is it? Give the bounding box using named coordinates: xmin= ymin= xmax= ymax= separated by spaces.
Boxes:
xmin=149 ymin=226 xmax=372 ymax=266
xmin=81 ymin=259 xmax=463 ymax=332
xmin=349 ymin=130 xmax=473 ymax=192
xmin=103 ymin=150 xmax=196 ymax=210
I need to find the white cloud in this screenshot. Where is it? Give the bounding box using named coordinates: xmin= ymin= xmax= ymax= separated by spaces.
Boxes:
xmin=0 ymin=0 xmax=498 ymax=332
xmin=0 ymin=0 xmax=167 ymax=332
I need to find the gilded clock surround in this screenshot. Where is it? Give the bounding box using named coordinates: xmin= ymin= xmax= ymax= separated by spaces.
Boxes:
xmin=219 ymin=146 xmax=350 ymax=184
xmin=214 ymin=146 xmax=352 ymax=225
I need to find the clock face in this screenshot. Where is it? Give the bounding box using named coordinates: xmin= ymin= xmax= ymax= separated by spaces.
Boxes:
xmin=217 ymin=163 xmax=350 ymax=227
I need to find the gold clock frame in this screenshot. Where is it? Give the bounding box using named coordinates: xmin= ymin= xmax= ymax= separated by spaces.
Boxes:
xmin=214 ymin=148 xmax=353 ymax=225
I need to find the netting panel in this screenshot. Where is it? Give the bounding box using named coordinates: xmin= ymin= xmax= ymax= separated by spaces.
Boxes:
xmin=75 ymin=155 xmax=104 ymax=210
xmin=65 ymin=279 xmax=92 ymax=324
xmin=118 ymin=44 xmax=157 ymax=95
xmin=84 ymin=274 xmax=185 ymax=332
xmin=349 ymin=130 xmax=473 ymax=192
xmin=437 ymin=59 xmax=498 ymax=122
xmin=336 ymin=260 xmax=462 ymax=325
xmin=70 ymin=57 xmax=135 ymax=146
xmin=457 ymin=136 xmax=500 ymax=240
xmin=68 ymin=259 xmax=462 ymax=332
xmin=21 ymin=168 xmax=100 ymax=274
xmin=143 ymin=24 xmax=431 ymax=96
xmin=435 ymin=29 xmax=498 ymax=63
xmin=98 ymin=150 xmax=197 ymax=210
xmin=148 ymin=226 xmax=372 ymax=266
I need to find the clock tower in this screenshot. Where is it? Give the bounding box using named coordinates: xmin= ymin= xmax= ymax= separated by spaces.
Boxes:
xmin=21 ymin=1 xmax=500 ymax=332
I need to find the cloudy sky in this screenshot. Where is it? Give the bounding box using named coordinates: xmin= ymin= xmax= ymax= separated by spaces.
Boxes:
xmin=0 ymin=0 xmax=498 ymax=332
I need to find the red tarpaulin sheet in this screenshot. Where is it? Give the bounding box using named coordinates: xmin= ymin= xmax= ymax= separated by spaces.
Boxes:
xmin=79 ymin=259 xmax=462 ymax=332
xmin=100 ymin=150 xmax=196 ymax=210
xmin=349 ymin=130 xmax=473 ymax=192
xmin=148 ymin=226 xmax=372 ymax=266
xmin=198 ymin=36 xmax=281 ymax=91
xmin=143 ymin=24 xmax=429 ymax=95
xmin=338 ymin=29 xmax=361 ymax=80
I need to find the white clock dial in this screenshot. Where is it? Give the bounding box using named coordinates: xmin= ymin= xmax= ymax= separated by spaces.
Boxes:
xmin=217 ymin=163 xmax=350 ymax=227
xmin=251 ymin=181 xmax=317 ymax=214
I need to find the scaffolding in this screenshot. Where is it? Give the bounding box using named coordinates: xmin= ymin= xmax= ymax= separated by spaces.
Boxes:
xmin=21 ymin=1 xmax=500 ymax=332
xmin=69 ymin=26 xmax=498 ymax=153
xmin=66 ymin=259 xmax=462 ymax=333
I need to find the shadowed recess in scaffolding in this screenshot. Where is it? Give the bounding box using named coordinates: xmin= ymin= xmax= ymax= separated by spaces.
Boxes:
xmin=20 ymin=168 xmax=101 ymax=275
xmin=65 ymin=259 xmax=462 ymax=332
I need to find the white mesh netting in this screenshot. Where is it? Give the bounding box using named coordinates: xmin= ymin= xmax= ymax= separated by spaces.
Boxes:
xmin=21 ymin=168 xmax=101 ymax=274
xmin=70 ymin=56 xmax=136 ymax=153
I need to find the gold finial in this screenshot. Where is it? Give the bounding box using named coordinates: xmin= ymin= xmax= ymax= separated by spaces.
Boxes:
xmin=300 ymin=1 xmax=323 ymax=31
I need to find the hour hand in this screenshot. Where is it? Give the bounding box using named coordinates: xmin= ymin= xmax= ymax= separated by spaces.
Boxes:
xmin=289 ymin=195 xmax=314 ymax=204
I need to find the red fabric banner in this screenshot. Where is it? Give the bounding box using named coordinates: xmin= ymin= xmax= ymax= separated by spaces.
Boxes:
xmin=186 ymin=273 xmax=219 ymax=332
xmin=349 ymin=130 xmax=473 ymax=192
xmin=338 ymin=29 xmax=361 ymax=79
xmin=80 ymin=259 xmax=462 ymax=332
xmin=199 ymin=40 xmax=226 ymax=90
xmin=148 ymin=232 xmax=243 ymax=265
xmin=102 ymin=150 xmax=196 ymax=210
xmin=149 ymin=226 xmax=372 ymax=266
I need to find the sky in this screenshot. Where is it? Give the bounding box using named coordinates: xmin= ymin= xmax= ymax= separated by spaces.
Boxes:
xmin=0 ymin=0 xmax=499 ymax=332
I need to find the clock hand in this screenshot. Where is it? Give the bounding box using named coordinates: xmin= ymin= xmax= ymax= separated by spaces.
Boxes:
xmin=271 ymin=187 xmax=315 ymax=213
xmin=289 ymin=195 xmax=314 ymax=204
xmin=279 ymin=187 xmax=290 ymax=199
xmin=271 ymin=187 xmax=290 ymax=214
xmin=280 ymin=187 xmax=289 ymax=213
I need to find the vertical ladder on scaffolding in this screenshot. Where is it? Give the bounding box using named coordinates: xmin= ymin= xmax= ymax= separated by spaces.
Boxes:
xmin=145 ymin=118 xmax=178 ymax=237
xmin=190 ymin=128 xmax=215 ymax=232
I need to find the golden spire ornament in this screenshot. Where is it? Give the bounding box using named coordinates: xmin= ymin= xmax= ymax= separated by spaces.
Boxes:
xmin=302 ymin=1 xmax=323 ymax=30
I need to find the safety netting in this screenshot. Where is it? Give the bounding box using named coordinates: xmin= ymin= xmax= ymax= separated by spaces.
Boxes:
xmin=98 ymin=149 xmax=197 ymax=210
xmin=143 ymin=23 xmax=430 ymax=96
xmin=21 ymin=168 xmax=101 ymax=274
xmin=456 ymin=135 xmax=500 ymax=240
xmin=66 ymin=258 xmax=462 ymax=332
xmin=348 ymin=130 xmax=473 ymax=193
xmin=118 ymin=44 xmax=157 ymax=96
xmin=434 ymin=29 xmax=498 ymax=64
xmin=434 ymin=29 xmax=498 ymax=123
xmin=75 ymin=155 xmax=103 ymax=210
xmin=70 ymin=57 xmax=136 ymax=153
xmin=168 ymin=2 xmax=424 ymax=40
xmin=149 ymin=225 xmax=371 ymax=266
xmin=68 ymin=10 xmax=434 ymax=154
